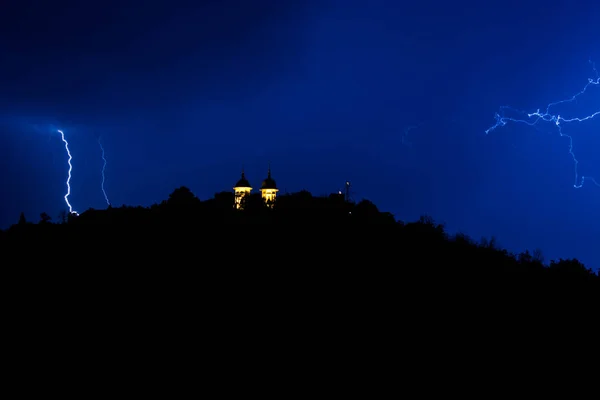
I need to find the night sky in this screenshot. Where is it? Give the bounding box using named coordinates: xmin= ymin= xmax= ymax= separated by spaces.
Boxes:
xmin=1 ymin=1 xmax=599 ymax=269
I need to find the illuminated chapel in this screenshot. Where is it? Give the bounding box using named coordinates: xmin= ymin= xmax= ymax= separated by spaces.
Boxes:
xmin=233 ymin=166 xmax=279 ymax=209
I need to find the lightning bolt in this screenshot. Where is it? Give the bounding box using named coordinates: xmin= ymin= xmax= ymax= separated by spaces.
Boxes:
xmin=98 ymin=136 xmax=110 ymax=206
xmin=486 ymin=60 xmax=600 ymax=188
xmin=58 ymin=129 xmax=78 ymax=215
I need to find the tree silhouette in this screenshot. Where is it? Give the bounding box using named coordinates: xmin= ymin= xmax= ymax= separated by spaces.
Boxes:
xmin=549 ymin=258 xmax=597 ymax=279
xmin=0 ymin=185 xmax=596 ymax=305
xmin=58 ymin=210 xmax=68 ymax=224
xmin=167 ymin=186 xmax=201 ymax=208
xmin=39 ymin=212 xmax=51 ymax=224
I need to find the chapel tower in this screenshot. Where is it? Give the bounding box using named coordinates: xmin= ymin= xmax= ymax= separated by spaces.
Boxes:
xmin=233 ymin=169 xmax=252 ymax=210
xmin=260 ymin=164 xmax=278 ymax=207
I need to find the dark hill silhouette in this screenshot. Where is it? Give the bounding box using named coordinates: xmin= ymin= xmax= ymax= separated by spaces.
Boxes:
xmin=1 ymin=185 xmax=597 ymax=315
xmin=1 ymin=185 xmax=597 ymax=383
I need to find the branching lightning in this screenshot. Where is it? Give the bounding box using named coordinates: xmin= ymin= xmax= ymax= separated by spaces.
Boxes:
xmin=486 ymin=60 xmax=600 ymax=188
xmin=58 ymin=129 xmax=78 ymax=215
xmin=98 ymin=136 xmax=110 ymax=206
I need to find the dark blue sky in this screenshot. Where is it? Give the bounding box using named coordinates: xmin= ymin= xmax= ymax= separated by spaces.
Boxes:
xmin=1 ymin=0 xmax=599 ymax=269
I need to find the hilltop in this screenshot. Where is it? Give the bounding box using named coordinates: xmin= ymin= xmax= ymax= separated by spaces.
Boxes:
xmin=1 ymin=185 xmax=597 ymax=350
xmin=2 ymin=186 xmax=597 ymax=283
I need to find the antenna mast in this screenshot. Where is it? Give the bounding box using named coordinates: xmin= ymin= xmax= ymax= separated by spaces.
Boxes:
xmin=345 ymin=181 xmax=353 ymax=203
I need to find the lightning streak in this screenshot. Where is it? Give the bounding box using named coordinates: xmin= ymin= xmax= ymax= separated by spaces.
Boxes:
xmin=98 ymin=136 xmax=110 ymax=206
xmin=486 ymin=60 xmax=600 ymax=188
xmin=58 ymin=129 xmax=78 ymax=215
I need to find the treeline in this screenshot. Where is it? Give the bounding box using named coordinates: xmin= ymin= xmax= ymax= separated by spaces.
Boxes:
xmin=1 ymin=186 xmax=598 ymax=298
xmin=3 ymin=185 xmax=596 ymax=383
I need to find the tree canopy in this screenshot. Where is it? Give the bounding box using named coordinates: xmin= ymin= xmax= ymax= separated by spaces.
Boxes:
xmin=1 ymin=186 xmax=597 ymax=305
